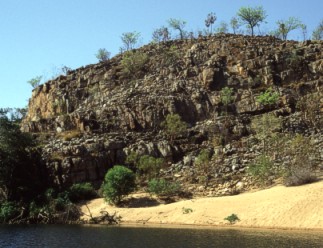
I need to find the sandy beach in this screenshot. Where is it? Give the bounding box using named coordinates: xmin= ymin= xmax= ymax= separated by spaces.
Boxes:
xmin=81 ymin=180 xmax=323 ymax=230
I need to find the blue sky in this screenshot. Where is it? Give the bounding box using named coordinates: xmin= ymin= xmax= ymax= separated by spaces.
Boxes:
xmin=0 ymin=0 xmax=322 ymax=108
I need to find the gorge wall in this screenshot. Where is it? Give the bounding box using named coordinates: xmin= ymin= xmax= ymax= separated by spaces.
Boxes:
xmin=22 ymin=34 xmax=323 ymax=195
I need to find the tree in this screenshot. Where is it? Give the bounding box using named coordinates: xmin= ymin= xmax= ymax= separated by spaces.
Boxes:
xmin=102 ymin=165 xmax=136 ymax=205
xmin=230 ymin=17 xmax=240 ymax=34
xmin=300 ymin=24 xmax=307 ymax=41
xmin=121 ymin=31 xmax=140 ymax=51
xmin=0 ymin=110 xmax=42 ymax=202
xmin=275 ymin=17 xmax=302 ymax=40
xmin=205 ymin=12 xmax=217 ymax=34
xmin=237 ymin=6 xmax=267 ymax=36
xmin=152 ymin=26 xmax=170 ymax=43
xmin=27 ymin=76 xmax=42 ymax=89
xmin=95 ymin=48 xmax=111 ymax=62
xmin=312 ymin=20 xmax=323 ymax=40
xmin=168 ymin=18 xmax=187 ymax=39
xmin=137 ymin=155 xmax=164 ymax=179
xmin=217 ymin=21 xmax=229 ymax=33
xmin=220 ymin=87 xmax=234 ymax=116
xmin=195 ymin=149 xmax=212 ymax=186
xmin=162 ymin=114 xmax=187 ymax=140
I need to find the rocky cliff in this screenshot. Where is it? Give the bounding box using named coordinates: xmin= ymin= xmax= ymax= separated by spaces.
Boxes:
xmin=22 ymin=34 xmax=323 ymax=195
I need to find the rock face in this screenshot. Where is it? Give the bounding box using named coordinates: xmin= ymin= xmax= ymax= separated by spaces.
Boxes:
xmin=22 ymin=34 xmax=323 ymax=193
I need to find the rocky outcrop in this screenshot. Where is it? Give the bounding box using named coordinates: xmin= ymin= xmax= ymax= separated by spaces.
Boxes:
xmin=22 ymin=34 xmax=323 ymax=194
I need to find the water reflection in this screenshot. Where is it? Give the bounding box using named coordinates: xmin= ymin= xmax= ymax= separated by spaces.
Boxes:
xmin=0 ymin=225 xmax=322 ymax=248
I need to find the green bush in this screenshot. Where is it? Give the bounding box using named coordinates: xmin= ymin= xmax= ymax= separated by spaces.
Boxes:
xmin=138 ymin=155 xmax=164 ymax=179
xmin=0 ymin=202 xmax=20 ymax=223
xmin=224 ymin=213 xmax=240 ymax=224
xmin=162 ymin=114 xmax=187 ymax=140
xmin=247 ymin=155 xmax=275 ymax=185
xmin=103 ymin=165 xmax=136 ymax=205
xmin=121 ymin=51 xmax=149 ymax=78
xmin=147 ymin=179 xmax=181 ymax=197
xmin=256 ymin=87 xmax=279 ymax=106
xmin=68 ymin=183 xmax=97 ymax=203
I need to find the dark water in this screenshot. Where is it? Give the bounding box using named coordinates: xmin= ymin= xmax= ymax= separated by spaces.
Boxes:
xmin=0 ymin=225 xmax=323 ymax=248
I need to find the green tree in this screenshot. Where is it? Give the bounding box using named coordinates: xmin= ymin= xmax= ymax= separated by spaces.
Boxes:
xmin=230 ymin=17 xmax=240 ymax=34
xmin=162 ymin=114 xmax=187 ymax=140
xmin=220 ymin=87 xmax=234 ymax=116
xmin=121 ymin=31 xmax=140 ymax=51
xmin=168 ymin=18 xmax=187 ymax=39
xmin=27 ymin=76 xmax=42 ymax=89
xmin=137 ymin=155 xmax=164 ymax=179
xmin=312 ymin=20 xmax=323 ymax=40
xmin=102 ymin=165 xmax=136 ymax=205
xmin=217 ymin=21 xmax=229 ymax=33
xmin=95 ymin=48 xmax=111 ymax=62
xmin=275 ymin=17 xmax=302 ymax=40
xmin=195 ymin=149 xmax=212 ymax=186
xmin=205 ymin=12 xmax=217 ymax=34
xmin=237 ymin=6 xmax=267 ymax=36
xmin=152 ymin=26 xmax=169 ymax=43
xmin=0 ymin=110 xmax=42 ymax=202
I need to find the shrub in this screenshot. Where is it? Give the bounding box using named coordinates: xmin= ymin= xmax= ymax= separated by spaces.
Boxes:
xmin=137 ymin=155 xmax=164 ymax=179
xmin=256 ymin=87 xmax=279 ymax=106
xmin=182 ymin=207 xmax=193 ymax=214
xmin=57 ymin=130 xmax=82 ymax=141
xmin=224 ymin=213 xmax=240 ymax=224
xmin=162 ymin=114 xmax=187 ymax=140
xmin=102 ymin=165 xmax=136 ymax=205
xmin=247 ymin=155 xmax=276 ymax=185
xmin=161 ymin=45 xmax=180 ymax=67
xmin=251 ymin=113 xmax=282 ymax=153
xmin=68 ymin=183 xmax=97 ymax=203
xmin=121 ymin=50 xmax=149 ymax=78
xmin=282 ymin=134 xmax=319 ymax=186
xmin=147 ymin=179 xmax=181 ymax=197
xmin=0 ymin=202 xmax=20 ymax=223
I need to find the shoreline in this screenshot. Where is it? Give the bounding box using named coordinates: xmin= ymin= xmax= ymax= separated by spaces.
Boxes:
xmin=81 ymin=180 xmax=323 ymax=231
xmin=98 ymin=222 xmax=323 ymax=233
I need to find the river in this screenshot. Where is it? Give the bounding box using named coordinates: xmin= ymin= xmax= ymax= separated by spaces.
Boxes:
xmin=0 ymin=225 xmax=322 ymax=248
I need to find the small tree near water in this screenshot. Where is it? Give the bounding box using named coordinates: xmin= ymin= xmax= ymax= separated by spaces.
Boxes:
xmin=102 ymin=165 xmax=136 ymax=205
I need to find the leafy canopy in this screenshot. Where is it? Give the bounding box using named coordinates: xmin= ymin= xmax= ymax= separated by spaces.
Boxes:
xmin=95 ymin=48 xmax=111 ymax=62
xmin=237 ymin=6 xmax=267 ymax=36
xmin=102 ymin=165 xmax=136 ymax=205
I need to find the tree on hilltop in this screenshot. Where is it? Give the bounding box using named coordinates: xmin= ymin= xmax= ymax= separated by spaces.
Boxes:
xmin=237 ymin=6 xmax=267 ymax=36
xmin=205 ymin=12 xmax=217 ymax=34
xmin=275 ymin=17 xmax=303 ymax=40
xmin=121 ymin=31 xmax=141 ymax=51
xmin=168 ymin=18 xmax=187 ymax=39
